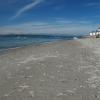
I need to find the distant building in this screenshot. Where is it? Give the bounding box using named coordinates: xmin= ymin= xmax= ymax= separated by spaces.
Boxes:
xmin=89 ymin=27 xmax=100 ymax=37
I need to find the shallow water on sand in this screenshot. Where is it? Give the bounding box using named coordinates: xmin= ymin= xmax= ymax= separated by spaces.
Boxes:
xmin=0 ymin=34 xmax=82 ymax=50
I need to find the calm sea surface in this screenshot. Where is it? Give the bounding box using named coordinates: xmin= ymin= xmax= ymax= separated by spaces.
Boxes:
xmin=0 ymin=34 xmax=82 ymax=50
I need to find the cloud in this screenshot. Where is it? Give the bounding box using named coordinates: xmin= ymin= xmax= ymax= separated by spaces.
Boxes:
xmin=85 ymin=2 xmax=100 ymax=7
xmin=85 ymin=3 xmax=96 ymax=6
xmin=0 ymin=19 xmax=96 ymax=35
xmin=55 ymin=18 xmax=91 ymax=24
xmin=54 ymin=18 xmax=72 ymax=23
xmin=11 ymin=0 xmax=44 ymax=20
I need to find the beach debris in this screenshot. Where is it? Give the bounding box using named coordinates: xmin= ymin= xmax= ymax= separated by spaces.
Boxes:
xmin=19 ymin=85 xmax=29 ymax=89
xmin=18 ymin=83 xmax=30 ymax=90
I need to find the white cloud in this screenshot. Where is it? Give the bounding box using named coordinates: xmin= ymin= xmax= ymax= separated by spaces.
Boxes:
xmin=85 ymin=2 xmax=100 ymax=7
xmin=11 ymin=0 xmax=44 ymax=20
xmin=86 ymin=3 xmax=96 ymax=6
xmin=55 ymin=18 xmax=91 ymax=24
xmin=0 ymin=20 xmax=97 ymax=35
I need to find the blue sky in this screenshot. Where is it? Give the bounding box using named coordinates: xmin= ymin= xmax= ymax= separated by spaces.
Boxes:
xmin=0 ymin=0 xmax=100 ymax=34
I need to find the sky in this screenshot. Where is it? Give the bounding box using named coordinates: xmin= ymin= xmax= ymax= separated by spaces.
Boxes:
xmin=0 ymin=0 xmax=100 ymax=35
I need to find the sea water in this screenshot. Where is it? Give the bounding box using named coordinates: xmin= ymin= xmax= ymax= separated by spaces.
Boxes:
xmin=0 ymin=34 xmax=82 ymax=50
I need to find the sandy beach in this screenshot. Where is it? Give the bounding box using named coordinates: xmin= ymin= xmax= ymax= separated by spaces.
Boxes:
xmin=0 ymin=38 xmax=100 ymax=100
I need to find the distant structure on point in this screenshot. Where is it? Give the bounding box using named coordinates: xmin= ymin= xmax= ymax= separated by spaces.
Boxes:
xmin=89 ymin=27 xmax=100 ymax=37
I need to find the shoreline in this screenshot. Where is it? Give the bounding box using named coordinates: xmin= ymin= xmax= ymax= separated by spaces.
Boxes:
xmin=0 ymin=39 xmax=76 ymax=56
xmin=0 ymin=34 xmax=82 ymax=55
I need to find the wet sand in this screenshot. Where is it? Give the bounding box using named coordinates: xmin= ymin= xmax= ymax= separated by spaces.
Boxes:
xmin=0 ymin=38 xmax=100 ymax=100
